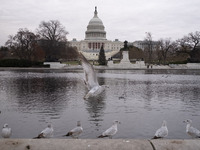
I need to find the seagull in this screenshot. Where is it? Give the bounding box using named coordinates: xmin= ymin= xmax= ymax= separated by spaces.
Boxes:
xmin=79 ymin=52 xmax=108 ymax=99
xmin=65 ymin=121 xmax=83 ymax=139
xmin=1 ymin=124 xmax=12 ymax=138
xmin=34 ymin=124 xmax=54 ymax=139
xmin=98 ymin=120 xmax=120 ymax=139
xmin=152 ymin=120 xmax=168 ymax=139
xmin=183 ymin=119 xmax=200 ymax=138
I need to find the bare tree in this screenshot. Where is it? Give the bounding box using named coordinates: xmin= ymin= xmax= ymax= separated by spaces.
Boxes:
xmin=187 ymin=31 xmax=200 ymax=62
xmin=188 ymin=31 xmax=200 ymax=51
xmin=158 ymin=38 xmax=174 ymax=65
xmin=175 ymin=31 xmax=200 ymax=62
xmin=37 ymin=20 xmax=68 ymax=42
xmin=6 ymin=28 xmax=39 ymax=60
xmin=36 ymin=20 xmax=69 ymax=61
xmin=176 ymin=36 xmax=191 ymax=52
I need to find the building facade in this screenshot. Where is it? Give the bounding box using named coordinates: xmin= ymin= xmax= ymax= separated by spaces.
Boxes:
xmin=69 ymin=7 xmax=124 ymax=60
xmin=131 ymin=41 xmax=159 ymax=51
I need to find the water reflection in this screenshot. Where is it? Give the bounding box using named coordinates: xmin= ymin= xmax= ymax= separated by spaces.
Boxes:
xmin=3 ymin=74 xmax=80 ymax=121
xmin=85 ymin=96 xmax=105 ymax=128
xmin=84 ymin=78 xmax=106 ymax=130
xmin=142 ymin=81 xmax=154 ymax=111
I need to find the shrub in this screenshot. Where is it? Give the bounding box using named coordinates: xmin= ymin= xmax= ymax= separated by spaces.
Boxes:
xmin=0 ymin=59 xmax=45 ymax=67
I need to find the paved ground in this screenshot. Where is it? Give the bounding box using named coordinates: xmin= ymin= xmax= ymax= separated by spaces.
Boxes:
xmin=0 ymin=139 xmax=200 ymax=150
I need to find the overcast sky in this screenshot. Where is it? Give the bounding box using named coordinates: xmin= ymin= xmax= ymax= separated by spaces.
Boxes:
xmin=0 ymin=0 xmax=200 ymax=46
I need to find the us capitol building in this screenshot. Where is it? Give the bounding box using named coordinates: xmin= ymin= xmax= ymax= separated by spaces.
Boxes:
xmin=69 ymin=7 xmax=124 ymax=60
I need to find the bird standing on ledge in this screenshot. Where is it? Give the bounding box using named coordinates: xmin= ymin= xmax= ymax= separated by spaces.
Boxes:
xmin=34 ymin=124 xmax=54 ymax=139
xmin=98 ymin=120 xmax=120 ymax=139
xmin=183 ymin=119 xmax=200 ymax=138
xmin=152 ymin=120 xmax=168 ymax=139
xmin=2 ymin=124 xmax=12 ymax=138
xmin=65 ymin=121 xmax=83 ymax=139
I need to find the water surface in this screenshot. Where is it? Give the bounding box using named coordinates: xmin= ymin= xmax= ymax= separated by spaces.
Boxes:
xmin=0 ymin=69 xmax=200 ymax=139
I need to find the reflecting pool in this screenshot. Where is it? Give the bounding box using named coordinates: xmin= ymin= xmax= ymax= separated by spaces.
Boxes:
xmin=0 ymin=69 xmax=200 ymax=139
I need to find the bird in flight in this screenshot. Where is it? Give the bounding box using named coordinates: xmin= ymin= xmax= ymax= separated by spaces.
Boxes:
xmin=79 ymin=52 xmax=108 ymax=99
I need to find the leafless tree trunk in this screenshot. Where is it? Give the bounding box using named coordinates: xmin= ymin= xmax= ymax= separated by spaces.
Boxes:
xmin=158 ymin=38 xmax=174 ymax=65
xmin=188 ymin=31 xmax=200 ymax=51
xmin=144 ymin=32 xmax=153 ymax=64
xmin=155 ymin=43 xmax=163 ymax=65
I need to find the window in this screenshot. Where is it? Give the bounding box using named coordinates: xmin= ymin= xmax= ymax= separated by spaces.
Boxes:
xmin=88 ymin=43 xmax=91 ymax=49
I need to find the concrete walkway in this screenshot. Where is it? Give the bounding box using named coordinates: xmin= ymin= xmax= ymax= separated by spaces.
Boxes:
xmin=0 ymin=139 xmax=200 ymax=150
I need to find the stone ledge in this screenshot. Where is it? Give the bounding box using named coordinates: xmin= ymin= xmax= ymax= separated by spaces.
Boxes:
xmin=151 ymin=139 xmax=200 ymax=150
xmin=0 ymin=139 xmax=200 ymax=150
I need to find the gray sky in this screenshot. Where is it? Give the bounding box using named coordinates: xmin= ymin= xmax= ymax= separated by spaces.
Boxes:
xmin=0 ymin=0 xmax=200 ymax=46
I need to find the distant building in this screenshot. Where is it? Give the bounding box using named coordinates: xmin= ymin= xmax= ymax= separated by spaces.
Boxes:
xmin=131 ymin=41 xmax=158 ymax=51
xmin=69 ymin=7 xmax=124 ymax=60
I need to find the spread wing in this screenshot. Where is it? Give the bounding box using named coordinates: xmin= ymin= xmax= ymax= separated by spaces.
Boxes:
xmin=79 ymin=52 xmax=99 ymax=90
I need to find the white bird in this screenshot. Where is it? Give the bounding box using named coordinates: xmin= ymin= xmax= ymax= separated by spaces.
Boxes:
xmin=183 ymin=119 xmax=200 ymax=138
xmin=34 ymin=124 xmax=54 ymax=139
xmin=65 ymin=121 xmax=83 ymax=139
xmin=98 ymin=120 xmax=120 ymax=139
xmin=2 ymin=124 xmax=12 ymax=138
xmin=152 ymin=120 xmax=168 ymax=139
xmin=79 ymin=52 xmax=108 ymax=99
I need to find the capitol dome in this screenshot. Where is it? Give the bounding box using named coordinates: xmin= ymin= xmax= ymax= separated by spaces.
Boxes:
xmin=85 ymin=7 xmax=107 ymax=40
